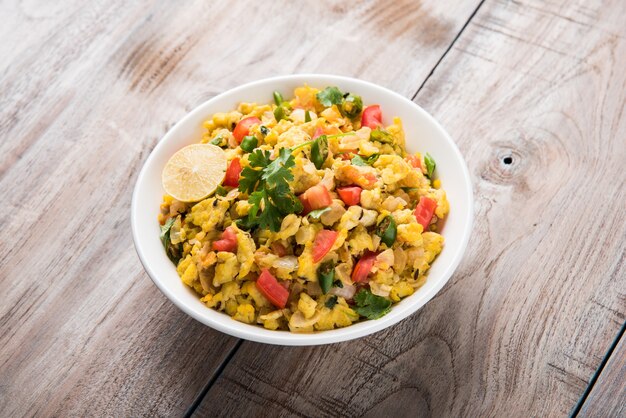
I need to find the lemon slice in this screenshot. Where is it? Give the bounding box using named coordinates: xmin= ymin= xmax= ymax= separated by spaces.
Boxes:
xmin=162 ymin=143 xmax=227 ymax=202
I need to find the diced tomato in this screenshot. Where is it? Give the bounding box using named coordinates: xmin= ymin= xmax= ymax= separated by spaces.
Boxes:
xmin=340 ymin=166 xmax=378 ymax=190
xmin=298 ymin=185 xmax=332 ymax=214
xmin=256 ymin=269 xmax=289 ymax=308
xmin=312 ymin=230 xmax=338 ymax=263
xmin=414 ymin=196 xmax=437 ymax=230
xmin=233 ymin=116 xmax=261 ymax=143
xmin=312 ymin=127 xmax=324 ymax=140
xmin=298 ymin=194 xmax=313 ymax=215
xmin=361 ymin=105 xmax=382 ymax=129
xmin=271 ymin=242 xmax=287 ymax=257
xmin=352 ymin=251 xmax=378 ymax=283
xmin=337 ymin=186 xmax=362 ymax=206
xmin=212 ymin=226 xmax=238 ymax=252
xmin=405 ymin=154 xmax=422 ymax=169
xmin=223 ymin=158 xmax=242 ymax=187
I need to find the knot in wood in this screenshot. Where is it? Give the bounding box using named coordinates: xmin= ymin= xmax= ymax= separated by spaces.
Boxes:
xmin=480 ymin=141 xmax=531 ymax=187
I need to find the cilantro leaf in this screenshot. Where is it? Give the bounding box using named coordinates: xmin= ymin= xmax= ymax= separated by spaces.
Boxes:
xmin=159 ymin=217 xmax=175 ymax=249
xmin=237 ymin=147 xmax=302 ymax=232
xmin=351 ymin=155 xmax=367 ymax=166
xmin=352 ymin=154 xmax=379 ymax=167
xmin=262 ymin=148 xmax=295 ymax=184
xmin=316 ymin=86 xmax=344 ymax=107
xmin=424 ymin=153 xmax=436 ymax=178
xmin=160 ymin=217 xmax=181 ymax=264
xmin=248 ymin=149 xmax=272 ymax=168
xmin=250 ymin=190 xmax=282 ymax=232
xmin=268 ymin=182 xmax=303 ymax=215
xmin=353 ymin=289 xmax=392 ymax=319
xmin=238 ymin=166 xmax=263 ymax=194
xmin=247 ymin=191 xmax=263 ymax=219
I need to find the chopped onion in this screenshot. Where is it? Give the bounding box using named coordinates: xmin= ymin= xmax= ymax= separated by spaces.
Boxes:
xmin=329 ymin=284 xmax=356 ymax=299
xmin=271 ymin=256 xmax=298 ymax=271
xmin=306 ymin=282 xmax=323 ymax=296
xmin=289 ymin=108 xmax=317 ymax=123
xmin=225 ymin=189 xmax=240 ymax=200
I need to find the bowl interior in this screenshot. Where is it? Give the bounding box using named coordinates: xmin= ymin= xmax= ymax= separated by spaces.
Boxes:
xmin=131 ymin=74 xmax=473 ymax=345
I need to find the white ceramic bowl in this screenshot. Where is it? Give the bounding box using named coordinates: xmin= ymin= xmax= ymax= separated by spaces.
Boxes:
xmin=131 ymin=74 xmax=473 ymax=345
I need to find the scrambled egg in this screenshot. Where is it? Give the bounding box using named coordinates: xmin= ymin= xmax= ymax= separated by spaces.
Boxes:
xmin=159 ymin=85 xmax=449 ymax=332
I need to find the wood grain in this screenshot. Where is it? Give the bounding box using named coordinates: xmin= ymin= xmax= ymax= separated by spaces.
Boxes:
xmin=0 ymin=0 xmax=485 ymax=416
xmin=194 ymin=0 xmax=626 ymax=416
xmin=578 ymin=327 xmax=625 ymax=417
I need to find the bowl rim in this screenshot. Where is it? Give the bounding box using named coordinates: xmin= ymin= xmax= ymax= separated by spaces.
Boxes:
xmin=131 ymin=74 xmax=474 ymax=345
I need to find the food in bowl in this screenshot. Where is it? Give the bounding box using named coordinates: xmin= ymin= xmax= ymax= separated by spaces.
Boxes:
xmin=157 ymin=85 xmax=449 ymax=332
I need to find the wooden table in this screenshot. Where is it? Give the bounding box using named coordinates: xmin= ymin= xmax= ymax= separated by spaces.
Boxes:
xmin=1 ymin=0 xmax=624 ymax=416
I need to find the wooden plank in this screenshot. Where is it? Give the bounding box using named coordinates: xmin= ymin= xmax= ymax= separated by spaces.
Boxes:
xmin=0 ymin=0 xmax=484 ymax=416
xmin=578 ymin=326 xmax=625 ymax=417
xmin=193 ymin=0 xmax=626 ymax=416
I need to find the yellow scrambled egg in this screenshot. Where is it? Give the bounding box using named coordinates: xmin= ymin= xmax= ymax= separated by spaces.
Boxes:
xmin=159 ymin=85 xmax=449 ymax=332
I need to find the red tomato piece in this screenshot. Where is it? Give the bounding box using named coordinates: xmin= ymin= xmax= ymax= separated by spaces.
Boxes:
xmin=405 ymin=154 xmax=422 ymax=169
xmin=337 ymin=186 xmax=362 ymax=206
xmin=256 ymin=269 xmax=289 ymax=308
xmin=312 ymin=230 xmax=338 ymax=263
xmin=212 ymin=226 xmax=238 ymax=252
xmin=223 ymin=158 xmax=242 ymax=187
xmin=298 ymin=194 xmax=313 ymax=215
xmin=414 ymin=196 xmax=437 ymax=230
xmin=298 ymin=185 xmax=332 ymax=214
xmin=351 ymin=251 xmax=378 ymax=283
xmin=361 ymin=105 xmax=382 ymax=129
xmin=312 ymin=127 xmax=325 ymax=140
xmin=233 ymin=116 xmax=261 ymax=144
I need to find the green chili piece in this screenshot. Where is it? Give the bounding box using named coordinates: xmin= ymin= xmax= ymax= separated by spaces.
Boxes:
xmin=305 ymin=110 xmax=312 ymax=123
xmin=274 ymin=105 xmax=286 ymax=122
xmin=424 ymin=153 xmax=436 ymax=178
xmin=376 ymin=215 xmax=397 ymax=247
xmin=311 ymin=135 xmax=329 ymax=169
xmin=210 ymin=135 xmax=224 ymax=146
xmin=240 ymin=135 xmax=258 ymax=152
xmin=341 ymin=94 xmax=363 ymax=119
xmin=317 ymin=260 xmax=335 ymax=294
xmin=273 ymin=91 xmax=284 ymax=106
